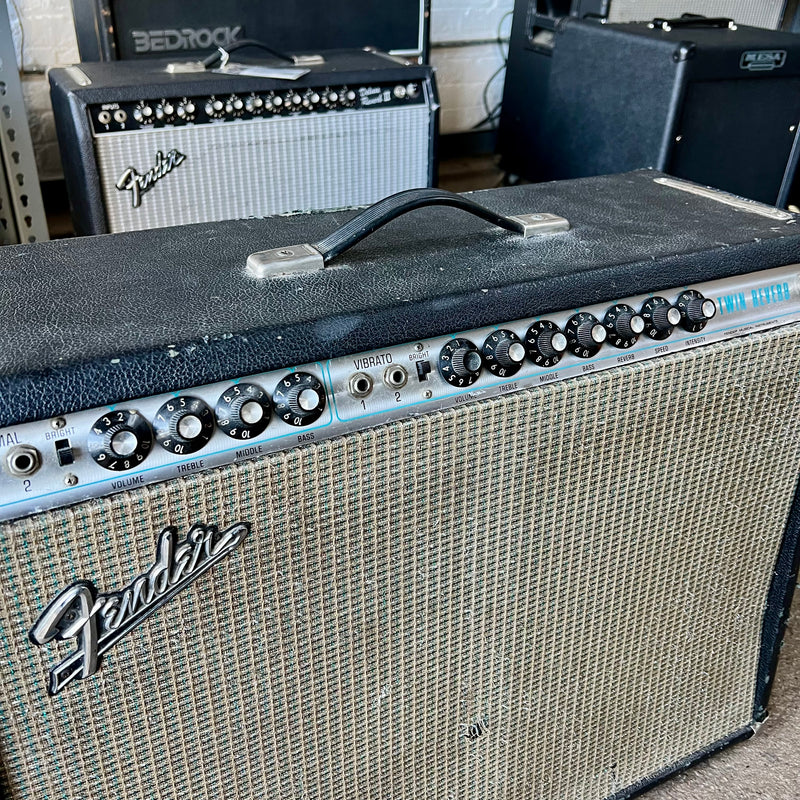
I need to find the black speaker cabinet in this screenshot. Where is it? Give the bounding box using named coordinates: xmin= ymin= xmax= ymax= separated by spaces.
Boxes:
xmin=498 ymin=11 xmax=800 ymax=206
xmin=70 ymin=0 xmax=430 ymax=62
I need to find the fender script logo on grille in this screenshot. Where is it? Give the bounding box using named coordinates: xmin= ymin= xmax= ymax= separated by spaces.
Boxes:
xmin=116 ymin=149 xmax=186 ymax=208
xmin=29 ymin=522 xmax=249 ymax=695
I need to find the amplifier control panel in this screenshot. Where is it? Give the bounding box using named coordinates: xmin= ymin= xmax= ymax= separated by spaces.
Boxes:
xmin=90 ymin=81 xmax=426 ymax=134
xmin=1 ymin=264 xmax=799 ymax=521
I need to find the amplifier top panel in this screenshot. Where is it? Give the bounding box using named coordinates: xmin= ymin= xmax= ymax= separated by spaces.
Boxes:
xmin=1 ymin=172 xmax=799 ymax=429
xmin=2 ymin=260 xmax=797 ymax=522
xmin=49 ymin=50 xmax=433 ymax=100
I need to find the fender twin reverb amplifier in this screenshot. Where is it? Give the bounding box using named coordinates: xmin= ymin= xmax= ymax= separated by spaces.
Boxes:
xmin=49 ymin=50 xmax=438 ymax=234
xmin=1 ymin=172 xmax=800 ymax=800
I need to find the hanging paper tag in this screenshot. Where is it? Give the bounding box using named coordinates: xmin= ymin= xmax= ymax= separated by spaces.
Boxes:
xmin=211 ymin=62 xmax=310 ymax=80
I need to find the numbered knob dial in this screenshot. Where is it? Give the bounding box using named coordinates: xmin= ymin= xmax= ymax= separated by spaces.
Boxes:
xmin=676 ymin=290 xmax=716 ymax=332
xmin=153 ymin=396 xmax=215 ymax=454
xmin=640 ymin=296 xmax=681 ymax=340
xmin=205 ymin=97 xmax=225 ymax=118
xmin=175 ymin=98 xmax=196 ymax=120
xmin=245 ymin=94 xmax=264 ymax=114
xmin=482 ymin=329 xmax=526 ymax=377
xmin=216 ymin=383 xmax=272 ymax=440
xmin=88 ymin=409 xmax=153 ymax=471
xmin=225 ymin=94 xmax=244 ymax=115
xmin=604 ymin=304 xmax=645 ymax=349
xmin=303 ymin=90 xmax=321 ymax=108
xmin=439 ymin=338 xmax=482 ymax=386
xmin=525 ymin=320 xmax=567 ymax=367
xmin=154 ymin=100 xmax=175 ymax=122
xmin=284 ymin=92 xmax=302 ymax=109
xmin=273 ymin=372 xmax=326 ymax=426
xmin=132 ymin=102 xmax=154 ymax=124
xmin=565 ymin=312 xmax=607 ymax=358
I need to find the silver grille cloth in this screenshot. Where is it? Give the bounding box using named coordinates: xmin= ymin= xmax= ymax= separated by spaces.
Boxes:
xmin=606 ymin=0 xmax=785 ymax=28
xmin=94 ymin=105 xmax=432 ymax=232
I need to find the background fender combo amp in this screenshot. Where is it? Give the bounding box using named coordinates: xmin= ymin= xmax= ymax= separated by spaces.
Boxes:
xmin=2 ymin=171 xmax=800 ymax=800
xmin=498 ymin=11 xmax=800 ymax=206
xmin=49 ymin=50 xmax=438 ymax=235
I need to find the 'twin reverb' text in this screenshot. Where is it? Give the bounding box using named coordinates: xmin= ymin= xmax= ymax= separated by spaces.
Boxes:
xmin=716 ymin=281 xmax=792 ymax=315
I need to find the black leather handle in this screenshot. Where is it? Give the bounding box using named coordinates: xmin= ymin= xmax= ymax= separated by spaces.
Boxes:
xmin=314 ymin=189 xmax=528 ymax=263
xmin=651 ymin=14 xmax=735 ymax=30
xmin=202 ymin=38 xmax=295 ymax=68
xmin=246 ymin=188 xmax=569 ymax=277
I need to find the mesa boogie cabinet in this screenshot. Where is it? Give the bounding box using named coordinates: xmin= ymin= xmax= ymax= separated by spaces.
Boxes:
xmin=1 ymin=172 xmax=800 ymax=800
xmin=49 ymin=50 xmax=438 ymax=234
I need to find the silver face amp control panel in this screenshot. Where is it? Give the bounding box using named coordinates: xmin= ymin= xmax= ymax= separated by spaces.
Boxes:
xmin=1 ymin=264 xmax=798 ymax=521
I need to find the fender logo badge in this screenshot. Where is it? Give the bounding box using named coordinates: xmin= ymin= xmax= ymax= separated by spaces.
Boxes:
xmin=116 ymin=148 xmax=186 ymax=208
xmin=29 ymin=521 xmax=249 ymax=695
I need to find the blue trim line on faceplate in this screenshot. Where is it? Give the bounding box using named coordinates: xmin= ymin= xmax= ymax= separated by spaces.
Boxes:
xmin=5 ymin=309 xmax=798 ymax=514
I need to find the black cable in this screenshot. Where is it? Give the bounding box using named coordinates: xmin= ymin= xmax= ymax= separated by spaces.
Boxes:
xmin=473 ymin=63 xmax=508 ymax=129
xmin=473 ymin=9 xmax=514 ymax=131
xmin=202 ymin=38 xmax=295 ymax=68
xmin=314 ymin=189 xmax=525 ymax=263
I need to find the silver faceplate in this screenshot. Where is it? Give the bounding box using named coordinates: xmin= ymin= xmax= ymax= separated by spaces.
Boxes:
xmin=1 ymin=264 xmax=799 ymax=522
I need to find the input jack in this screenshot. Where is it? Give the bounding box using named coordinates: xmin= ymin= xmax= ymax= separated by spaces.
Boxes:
xmin=384 ymin=365 xmax=408 ymax=389
xmin=348 ymin=372 xmax=374 ymax=398
xmin=113 ymin=109 xmax=128 ymax=124
xmin=97 ymin=110 xmax=112 ymax=125
xmin=5 ymin=444 xmax=41 ymax=477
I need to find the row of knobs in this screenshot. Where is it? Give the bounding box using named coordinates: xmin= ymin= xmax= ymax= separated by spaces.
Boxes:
xmin=86 ymin=291 xmax=714 ymax=468
xmin=439 ymin=291 xmax=716 ymax=386
xmin=130 ymin=83 xmax=420 ymax=124
xmin=132 ymin=88 xmax=359 ymax=124
xmin=87 ymin=373 xmax=326 ymax=471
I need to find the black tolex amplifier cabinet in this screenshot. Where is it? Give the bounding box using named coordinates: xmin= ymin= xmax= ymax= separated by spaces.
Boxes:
xmin=498 ymin=12 xmax=800 ymax=206
xmin=2 ymin=173 xmax=800 ymax=800
xmin=70 ymin=0 xmax=430 ymax=63
xmin=50 ymin=50 xmax=438 ymax=235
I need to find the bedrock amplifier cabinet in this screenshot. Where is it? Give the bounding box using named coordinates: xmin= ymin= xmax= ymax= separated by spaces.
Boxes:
xmin=1 ymin=172 xmax=800 ymax=800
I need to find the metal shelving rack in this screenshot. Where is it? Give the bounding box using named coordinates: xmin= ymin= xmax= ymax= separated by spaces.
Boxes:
xmin=0 ymin=2 xmax=49 ymax=245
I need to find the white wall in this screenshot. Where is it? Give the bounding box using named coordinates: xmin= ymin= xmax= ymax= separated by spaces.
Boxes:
xmin=6 ymin=0 xmax=512 ymax=180
xmin=7 ymin=0 xmax=79 ymax=179
xmin=429 ymin=0 xmax=513 ymax=134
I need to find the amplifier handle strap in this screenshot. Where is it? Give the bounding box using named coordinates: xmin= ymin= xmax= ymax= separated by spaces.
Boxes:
xmin=246 ymin=188 xmax=569 ymax=278
xmin=649 ymin=14 xmax=737 ymax=31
